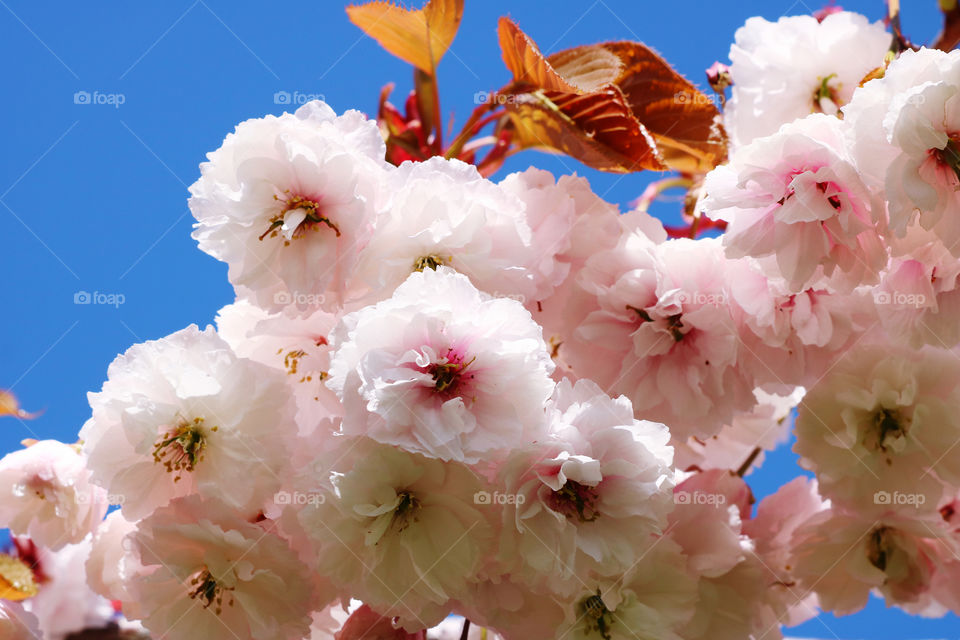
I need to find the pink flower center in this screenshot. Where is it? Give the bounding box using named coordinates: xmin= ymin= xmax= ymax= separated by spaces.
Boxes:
xmin=627 ymin=305 xmax=687 ymax=342
xmin=934 ymin=137 xmax=960 ymax=184
xmin=426 ymin=349 xmax=476 ymax=396
xmin=547 ymin=480 xmax=601 ymax=522
xmin=152 ymin=417 xmax=216 ymax=482
xmin=412 ymin=254 xmax=449 ymax=272
xmin=189 ymin=568 xmax=234 ymax=615
xmin=579 ymin=590 xmax=614 ymax=639
xmin=812 ymin=74 xmax=842 ymax=115
xmin=390 ymin=490 xmax=421 ymax=534
xmin=867 ymin=526 xmax=894 ymax=571
xmin=259 ymin=193 xmax=341 ymax=242
xmin=777 ymin=180 xmax=842 ymax=211
xmin=863 ymin=407 xmax=909 ymax=456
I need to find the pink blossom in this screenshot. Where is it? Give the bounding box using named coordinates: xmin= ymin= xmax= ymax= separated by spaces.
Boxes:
xmin=298 ymin=439 xmax=494 ymax=630
xmin=80 ymin=325 xmax=297 ymax=520
xmin=702 ymin=114 xmax=886 ymax=293
xmin=795 ymin=343 xmax=960 ymax=512
xmin=21 ymin=536 xmax=117 ymax=639
xmin=128 ymin=495 xmax=316 ymax=640
xmin=0 ymin=440 xmax=107 ymax=550
xmin=327 ymin=267 xmax=554 ymax=462
xmin=0 ymin=601 xmax=40 ymax=640
xmin=791 ymin=508 xmax=956 ymax=615
xmin=216 ymin=300 xmax=342 ymax=435
xmin=743 ymin=477 xmax=829 ymax=627
xmin=668 ymin=470 xmax=753 ymax=578
xmin=571 ymin=236 xmax=757 ymax=438
xmin=496 ymin=378 xmax=675 ymax=595
xmin=845 ymin=49 xmax=960 ymax=249
xmin=189 ymin=100 xmax=387 ymax=313
xmin=725 ymin=12 xmax=890 ymax=147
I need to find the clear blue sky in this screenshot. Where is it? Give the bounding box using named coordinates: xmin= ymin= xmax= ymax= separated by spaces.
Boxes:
xmin=0 ymin=1 xmax=952 ymax=638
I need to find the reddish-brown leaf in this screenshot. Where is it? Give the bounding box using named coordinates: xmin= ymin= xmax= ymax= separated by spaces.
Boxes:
xmin=0 ymin=390 xmax=40 ymax=420
xmin=496 ymin=18 xmax=727 ymax=174
xmin=600 ymin=42 xmax=726 ymax=173
xmin=347 ymin=0 xmax=464 ymax=73
xmin=505 ymin=97 xmax=662 ymax=173
xmin=498 ymin=18 xmax=664 ymax=172
xmin=498 ymin=17 xmax=583 ymax=93
xmin=506 ymin=88 xmax=665 ymax=172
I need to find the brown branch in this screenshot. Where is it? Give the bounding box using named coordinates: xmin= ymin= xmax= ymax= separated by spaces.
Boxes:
xmin=735 ymin=446 xmax=763 ymax=477
xmin=933 ymin=1 xmax=960 ymax=51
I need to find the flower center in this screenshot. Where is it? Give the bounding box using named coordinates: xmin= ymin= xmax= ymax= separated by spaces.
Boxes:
xmin=627 ymin=306 xmax=685 ymax=342
xmin=152 ymin=417 xmax=216 ymax=482
xmin=864 ymin=407 xmax=909 ymax=455
xmin=867 ymin=526 xmax=893 ymax=571
xmin=935 ymin=138 xmax=960 ymax=184
xmin=812 ymin=73 xmax=842 ymax=115
xmin=816 ymin=181 xmax=843 ymax=210
xmin=282 ymin=349 xmax=307 ymax=375
xmin=259 ymin=194 xmax=341 ymax=242
xmin=579 ymin=590 xmax=614 ymax=640
xmin=189 ymin=568 xmax=234 ymax=616
xmin=412 ymin=254 xmax=449 ymax=272
xmin=391 ymin=490 xmax=420 ymax=533
xmin=548 ymin=480 xmax=600 ymax=522
xmin=428 ymin=351 xmax=476 ymax=395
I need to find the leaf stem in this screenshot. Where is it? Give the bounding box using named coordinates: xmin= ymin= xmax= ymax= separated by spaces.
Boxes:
xmin=444 ymin=100 xmax=497 ymax=160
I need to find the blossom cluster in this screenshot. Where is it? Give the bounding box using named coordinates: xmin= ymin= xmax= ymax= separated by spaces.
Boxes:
xmin=2 ymin=8 xmax=960 ymax=640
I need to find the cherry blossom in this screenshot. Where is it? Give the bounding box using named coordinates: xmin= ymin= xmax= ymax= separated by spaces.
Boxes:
xmin=189 ymin=101 xmax=387 ymax=313
xmin=80 ymin=325 xmax=296 ymax=519
xmin=0 ymin=440 xmax=107 ymax=550
xmin=496 ymin=378 xmax=674 ymax=595
xmin=845 ymin=48 xmax=960 ymax=247
xmin=703 ymin=114 xmax=887 ymax=292
xmin=725 ymin=11 xmax=890 ymax=147
xmin=0 ymin=602 xmax=40 ymax=640
xmin=298 ymin=439 xmax=493 ymax=629
xmin=327 ymin=267 xmax=555 ymax=462
xmin=127 ymin=495 xmax=316 ymax=640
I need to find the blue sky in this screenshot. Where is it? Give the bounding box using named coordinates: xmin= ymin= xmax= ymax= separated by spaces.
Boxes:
xmin=0 ymin=1 xmax=953 ymax=638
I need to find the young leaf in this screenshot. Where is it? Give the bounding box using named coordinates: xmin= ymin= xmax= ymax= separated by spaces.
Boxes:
xmin=498 ymin=18 xmax=664 ymax=172
xmin=602 ymin=42 xmax=727 ymax=173
xmin=0 ymin=390 xmax=40 ymax=420
xmin=505 ymin=97 xmax=662 ymax=173
xmin=346 ymin=0 xmax=464 ymax=73
xmin=498 ymin=17 xmax=581 ymax=92
xmin=496 ymin=18 xmax=727 ymax=174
